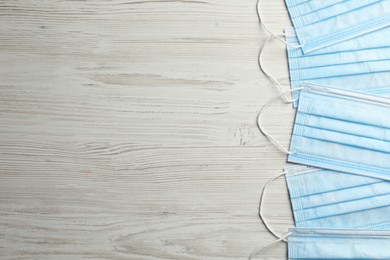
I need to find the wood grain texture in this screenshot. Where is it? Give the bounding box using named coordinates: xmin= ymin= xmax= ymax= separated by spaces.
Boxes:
xmin=0 ymin=0 xmax=295 ymax=259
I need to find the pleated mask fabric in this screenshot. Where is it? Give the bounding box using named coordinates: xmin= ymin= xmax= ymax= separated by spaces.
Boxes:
xmin=285 ymin=165 xmax=390 ymax=229
xmin=285 ymin=0 xmax=390 ymax=53
xmin=288 ymin=228 xmax=390 ymax=259
xmin=285 ymin=26 xmax=390 ymax=107
xmin=253 ymin=2 xmax=390 ymax=259
xmin=287 ymin=84 xmax=390 ymax=180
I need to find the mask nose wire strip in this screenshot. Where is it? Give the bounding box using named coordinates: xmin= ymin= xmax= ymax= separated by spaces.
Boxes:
xmin=257 ymin=88 xmax=303 ymax=155
xmin=249 ymin=232 xmax=291 ymax=260
xmin=259 ymin=172 xmax=288 ymax=240
xmin=256 ymin=0 xmax=302 ymax=49
xmin=259 ymin=36 xmax=291 ymax=103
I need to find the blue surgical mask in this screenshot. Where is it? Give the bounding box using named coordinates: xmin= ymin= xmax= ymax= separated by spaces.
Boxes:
xmin=286 ymin=84 xmax=390 ymax=180
xmin=285 ymin=0 xmax=390 ymax=53
xmin=285 ymin=165 xmax=390 ymax=229
xmin=285 ymin=26 xmax=390 ymax=107
xmin=258 ymin=83 xmax=390 ymax=178
xmin=288 ymin=228 xmax=390 ymax=259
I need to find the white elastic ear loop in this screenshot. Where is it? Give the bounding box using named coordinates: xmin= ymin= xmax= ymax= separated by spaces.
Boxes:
xmin=249 ymin=232 xmax=291 ymax=260
xmin=256 ymin=0 xmax=303 ymax=49
xmin=257 ymin=88 xmax=303 ymax=155
xmin=259 ymin=36 xmax=291 ymax=103
xmin=259 ymin=172 xmax=287 ymax=240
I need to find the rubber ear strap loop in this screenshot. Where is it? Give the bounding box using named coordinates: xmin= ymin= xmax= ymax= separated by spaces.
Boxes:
xmin=249 ymin=172 xmax=290 ymax=259
xmin=259 ymin=172 xmax=287 ymax=240
xmin=249 ymin=232 xmax=291 ymax=260
xmin=259 ymin=36 xmax=292 ymax=103
xmin=257 ymin=88 xmax=303 ymax=155
xmin=256 ymin=0 xmax=303 ymax=48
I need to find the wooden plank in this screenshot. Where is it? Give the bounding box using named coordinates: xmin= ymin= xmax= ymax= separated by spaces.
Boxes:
xmin=0 ymin=0 xmax=293 ymax=259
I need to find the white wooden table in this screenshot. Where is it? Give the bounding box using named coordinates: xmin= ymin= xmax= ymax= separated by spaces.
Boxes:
xmin=0 ymin=1 xmax=295 ymax=259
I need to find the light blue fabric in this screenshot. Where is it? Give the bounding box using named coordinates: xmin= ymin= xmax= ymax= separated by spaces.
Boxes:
xmin=288 ymin=228 xmax=390 ymax=259
xmin=285 ymin=0 xmax=390 ymax=53
xmin=285 ymin=27 xmax=390 ymax=107
xmin=285 ymin=165 xmax=390 ymax=229
xmin=288 ymin=84 xmax=390 ymax=180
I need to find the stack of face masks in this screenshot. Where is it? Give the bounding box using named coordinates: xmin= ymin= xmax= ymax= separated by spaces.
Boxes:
xmin=252 ymin=0 xmax=390 ymax=259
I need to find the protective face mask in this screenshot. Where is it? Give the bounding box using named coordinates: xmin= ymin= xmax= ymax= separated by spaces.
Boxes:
xmin=285 ymin=26 xmax=390 ymax=107
xmin=288 ymin=228 xmax=390 ymax=259
xmin=285 ymin=165 xmax=390 ymax=229
xmin=249 ymin=227 xmax=390 ymax=259
xmin=284 ymin=0 xmax=390 ymax=53
xmin=258 ymin=83 xmax=390 ymax=180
